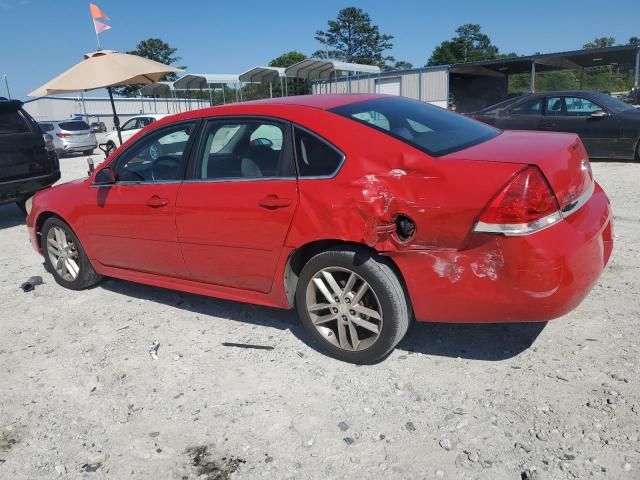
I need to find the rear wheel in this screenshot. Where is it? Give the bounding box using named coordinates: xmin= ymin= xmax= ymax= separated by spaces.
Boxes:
xmin=83 ymin=149 xmax=94 ymax=155
xmin=41 ymin=217 xmax=103 ymax=290
xmin=295 ymin=246 xmax=410 ymax=364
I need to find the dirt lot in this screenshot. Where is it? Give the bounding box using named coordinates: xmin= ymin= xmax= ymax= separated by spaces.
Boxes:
xmin=0 ymin=154 xmax=638 ymax=480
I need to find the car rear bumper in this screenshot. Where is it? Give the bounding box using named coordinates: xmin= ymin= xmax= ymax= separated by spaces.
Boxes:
xmin=61 ymin=141 xmax=98 ymax=152
xmin=391 ymin=182 xmax=613 ymax=323
xmin=0 ymin=170 xmax=61 ymax=206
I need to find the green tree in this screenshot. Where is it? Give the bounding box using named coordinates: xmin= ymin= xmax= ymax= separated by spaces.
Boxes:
xmin=314 ymin=7 xmax=394 ymax=67
xmin=629 ymin=37 xmax=639 ymax=46
xmin=583 ymin=37 xmax=616 ymax=49
xmin=427 ymin=24 xmax=501 ymax=65
xmin=269 ymin=51 xmax=307 ymax=68
xmin=116 ymin=38 xmax=184 ymax=97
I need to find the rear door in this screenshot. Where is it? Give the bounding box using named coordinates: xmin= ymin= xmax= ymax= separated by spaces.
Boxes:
xmin=0 ymin=102 xmax=49 ymax=181
xmin=175 ymin=117 xmax=298 ymax=293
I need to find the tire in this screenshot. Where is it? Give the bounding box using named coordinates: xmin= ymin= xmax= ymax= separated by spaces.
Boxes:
xmin=295 ymin=246 xmax=410 ymax=364
xmin=40 ymin=217 xmax=103 ymax=290
xmin=83 ymin=149 xmax=94 ymax=155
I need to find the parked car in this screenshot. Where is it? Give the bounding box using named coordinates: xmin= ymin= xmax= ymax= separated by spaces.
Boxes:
xmin=104 ymin=114 xmax=167 ymax=154
xmin=38 ymin=120 xmax=98 ymax=157
xmin=469 ymin=90 xmax=640 ymax=160
xmin=90 ymin=121 xmax=107 ymax=133
xmin=26 ymin=95 xmax=613 ymax=363
xmin=1 ymin=98 xmax=60 ymax=212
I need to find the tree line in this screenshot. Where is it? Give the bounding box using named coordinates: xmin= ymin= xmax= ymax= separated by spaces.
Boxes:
xmin=118 ymin=7 xmax=639 ymax=99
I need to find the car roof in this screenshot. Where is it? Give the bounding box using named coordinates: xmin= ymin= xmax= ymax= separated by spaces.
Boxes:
xmin=232 ymin=94 xmax=386 ymax=110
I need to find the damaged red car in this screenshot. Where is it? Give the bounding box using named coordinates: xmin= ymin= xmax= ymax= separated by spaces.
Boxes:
xmin=26 ymin=95 xmax=613 ymax=363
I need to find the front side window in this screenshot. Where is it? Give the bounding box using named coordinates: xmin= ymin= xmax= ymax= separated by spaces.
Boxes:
xmin=121 ymin=118 xmax=139 ymax=131
xmin=330 ymin=97 xmax=500 ymax=157
xmin=564 ymin=97 xmax=603 ymax=116
xmin=294 ymin=127 xmax=343 ymax=177
xmin=197 ymin=120 xmax=290 ymax=180
xmin=138 ymin=117 xmax=155 ymax=128
xmin=546 ymin=97 xmax=565 ymax=116
xmin=511 ymin=99 xmax=543 ymax=115
xmin=115 ymin=122 xmax=195 ymax=182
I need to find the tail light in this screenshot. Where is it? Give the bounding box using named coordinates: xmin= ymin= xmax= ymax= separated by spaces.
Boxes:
xmin=473 ymin=166 xmax=562 ymax=235
xmin=56 ymin=132 xmax=70 ymax=138
xmin=42 ymin=133 xmax=55 ymax=152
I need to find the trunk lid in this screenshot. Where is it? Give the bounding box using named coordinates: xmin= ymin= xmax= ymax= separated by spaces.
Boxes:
xmin=0 ymin=101 xmax=51 ymax=181
xmin=443 ymin=130 xmax=593 ymax=211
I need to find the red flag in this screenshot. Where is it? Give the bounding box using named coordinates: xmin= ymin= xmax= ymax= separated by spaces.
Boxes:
xmin=89 ymin=3 xmax=109 ymax=21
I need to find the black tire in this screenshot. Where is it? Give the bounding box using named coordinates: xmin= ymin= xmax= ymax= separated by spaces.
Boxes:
xmin=40 ymin=217 xmax=103 ymax=290
xmin=83 ymin=149 xmax=94 ymax=155
xmin=295 ymin=246 xmax=410 ymax=364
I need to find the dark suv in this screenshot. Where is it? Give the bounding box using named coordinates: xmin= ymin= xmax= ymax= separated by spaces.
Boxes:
xmin=0 ymin=98 xmax=60 ymax=212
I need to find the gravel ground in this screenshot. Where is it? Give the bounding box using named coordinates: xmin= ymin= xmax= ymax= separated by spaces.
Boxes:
xmin=0 ymin=152 xmax=638 ymax=480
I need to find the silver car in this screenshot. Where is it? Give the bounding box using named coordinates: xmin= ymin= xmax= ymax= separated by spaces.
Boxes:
xmin=39 ymin=120 xmax=97 ymax=157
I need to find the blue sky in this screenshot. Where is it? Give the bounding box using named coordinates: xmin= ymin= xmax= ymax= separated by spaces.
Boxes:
xmin=1 ymin=0 xmax=638 ymax=100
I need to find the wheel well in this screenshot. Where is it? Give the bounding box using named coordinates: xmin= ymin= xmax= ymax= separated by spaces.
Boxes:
xmin=283 ymin=240 xmax=409 ymax=309
xmin=35 ymin=211 xmax=63 ymax=248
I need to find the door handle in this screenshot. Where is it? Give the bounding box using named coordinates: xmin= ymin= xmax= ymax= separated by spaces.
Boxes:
xmin=259 ymin=195 xmax=292 ymax=209
xmin=146 ymin=195 xmax=169 ymax=208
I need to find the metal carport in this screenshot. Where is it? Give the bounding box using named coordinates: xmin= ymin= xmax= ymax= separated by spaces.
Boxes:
xmin=238 ymin=66 xmax=287 ymax=98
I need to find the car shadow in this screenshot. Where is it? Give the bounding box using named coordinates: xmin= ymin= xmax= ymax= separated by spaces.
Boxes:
xmin=0 ymin=203 xmax=25 ymax=229
xmin=100 ymin=278 xmax=545 ymax=362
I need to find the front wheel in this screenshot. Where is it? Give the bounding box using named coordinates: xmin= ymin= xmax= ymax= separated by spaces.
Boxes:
xmin=295 ymin=246 xmax=410 ymax=364
xmin=41 ymin=217 xmax=103 ymax=290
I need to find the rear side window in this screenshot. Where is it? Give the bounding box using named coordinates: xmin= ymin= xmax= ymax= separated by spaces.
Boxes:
xmin=39 ymin=123 xmax=54 ymax=132
xmin=294 ymin=127 xmax=343 ymax=177
xmin=330 ymin=97 xmax=500 ymax=157
xmin=511 ymin=99 xmax=543 ymax=115
xmin=0 ymin=111 xmax=30 ymax=134
xmin=58 ymin=121 xmax=90 ymax=131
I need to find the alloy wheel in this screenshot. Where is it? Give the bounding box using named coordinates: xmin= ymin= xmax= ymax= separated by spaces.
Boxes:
xmin=46 ymin=226 xmax=80 ymax=281
xmin=305 ymin=267 xmax=383 ymax=351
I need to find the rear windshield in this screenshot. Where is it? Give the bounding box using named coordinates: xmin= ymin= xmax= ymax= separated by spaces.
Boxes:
xmin=330 ymin=97 xmax=500 ymax=157
xmin=58 ymin=121 xmax=90 ymax=131
xmin=0 ymin=110 xmax=30 ymax=134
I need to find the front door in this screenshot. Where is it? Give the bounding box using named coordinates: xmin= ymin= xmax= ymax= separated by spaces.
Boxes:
xmin=541 ymin=96 xmax=620 ymax=157
xmin=176 ymin=118 xmax=298 ymax=293
xmin=84 ymin=121 xmax=197 ymax=277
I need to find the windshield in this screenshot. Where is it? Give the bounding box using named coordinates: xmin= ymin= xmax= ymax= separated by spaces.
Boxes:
xmin=330 ymin=97 xmax=500 ymax=157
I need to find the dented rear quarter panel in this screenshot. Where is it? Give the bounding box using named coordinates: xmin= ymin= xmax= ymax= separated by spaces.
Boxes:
xmin=281 ymin=109 xmax=523 ymax=252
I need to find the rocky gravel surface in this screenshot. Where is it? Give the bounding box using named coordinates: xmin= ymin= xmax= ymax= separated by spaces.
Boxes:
xmin=0 ymin=155 xmax=638 ymax=479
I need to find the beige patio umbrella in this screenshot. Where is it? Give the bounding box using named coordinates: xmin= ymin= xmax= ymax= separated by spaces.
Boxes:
xmin=29 ymin=50 xmax=182 ymax=144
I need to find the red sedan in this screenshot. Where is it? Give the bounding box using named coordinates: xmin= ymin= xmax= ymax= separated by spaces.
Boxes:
xmin=26 ymin=95 xmax=613 ymax=364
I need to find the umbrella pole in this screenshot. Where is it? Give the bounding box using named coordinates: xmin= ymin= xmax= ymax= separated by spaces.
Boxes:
xmin=107 ymin=87 xmax=123 ymax=145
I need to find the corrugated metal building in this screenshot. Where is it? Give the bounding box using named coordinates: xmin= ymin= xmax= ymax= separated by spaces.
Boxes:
xmin=23 ymin=96 xmax=203 ymax=130
xmin=313 ymin=66 xmax=449 ymax=108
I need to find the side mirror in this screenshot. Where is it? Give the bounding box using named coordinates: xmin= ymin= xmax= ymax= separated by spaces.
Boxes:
xmin=590 ymin=110 xmax=608 ymax=119
xmin=94 ymin=167 xmax=116 ymax=185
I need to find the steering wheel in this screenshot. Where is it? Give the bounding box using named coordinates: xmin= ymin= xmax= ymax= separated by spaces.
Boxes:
xmin=152 ymin=156 xmax=180 ymax=181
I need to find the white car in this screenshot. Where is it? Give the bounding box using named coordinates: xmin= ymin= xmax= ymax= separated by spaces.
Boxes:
xmin=105 ymin=114 xmax=168 ymax=153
